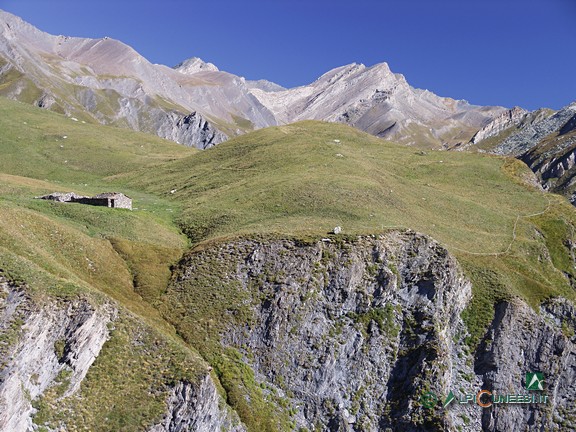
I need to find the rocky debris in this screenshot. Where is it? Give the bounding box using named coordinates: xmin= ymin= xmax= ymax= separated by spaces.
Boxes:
xmin=0 ymin=277 xmax=116 ymax=432
xmin=148 ymin=375 xmax=246 ymax=432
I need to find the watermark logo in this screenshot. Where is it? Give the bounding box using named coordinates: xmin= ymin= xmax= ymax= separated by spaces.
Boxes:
xmin=526 ymin=372 xmax=544 ymax=391
xmin=420 ymin=373 xmax=549 ymax=409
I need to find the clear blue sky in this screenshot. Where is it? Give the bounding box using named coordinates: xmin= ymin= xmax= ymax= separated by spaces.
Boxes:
xmin=2 ymin=0 xmax=575 ymax=110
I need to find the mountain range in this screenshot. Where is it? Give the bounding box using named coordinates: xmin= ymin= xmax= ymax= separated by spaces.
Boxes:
xmin=0 ymin=9 xmax=503 ymax=149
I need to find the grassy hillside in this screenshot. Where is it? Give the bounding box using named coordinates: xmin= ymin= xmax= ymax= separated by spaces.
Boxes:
xmin=124 ymin=121 xmax=550 ymax=249
xmin=0 ymin=97 xmax=195 ymax=306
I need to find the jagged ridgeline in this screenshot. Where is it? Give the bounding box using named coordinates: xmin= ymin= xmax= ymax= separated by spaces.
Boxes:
xmin=1 ymin=98 xmax=575 ymax=431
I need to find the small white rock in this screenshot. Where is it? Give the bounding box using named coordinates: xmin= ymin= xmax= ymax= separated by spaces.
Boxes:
xmin=333 ymin=226 xmax=342 ymax=234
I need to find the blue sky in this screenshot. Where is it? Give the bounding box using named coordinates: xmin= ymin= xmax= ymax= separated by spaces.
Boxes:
xmin=2 ymin=0 xmax=575 ymax=110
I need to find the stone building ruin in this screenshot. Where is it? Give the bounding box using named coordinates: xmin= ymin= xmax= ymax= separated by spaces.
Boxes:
xmin=37 ymin=192 xmax=132 ymax=210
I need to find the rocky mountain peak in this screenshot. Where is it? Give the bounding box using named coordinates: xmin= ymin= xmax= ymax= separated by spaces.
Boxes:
xmin=174 ymin=57 xmax=219 ymax=74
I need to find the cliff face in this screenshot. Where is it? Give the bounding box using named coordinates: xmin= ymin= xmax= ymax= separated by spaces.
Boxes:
xmin=491 ymin=104 xmax=576 ymax=157
xmin=469 ymin=106 xmax=528 ymax=145
xmin=475 ymin=298 xmax=576 ymax=431
xmin=0 ymin=277 xmax=116 ymax=431
xmin=165 ymin=233 xmax=576 ymax=431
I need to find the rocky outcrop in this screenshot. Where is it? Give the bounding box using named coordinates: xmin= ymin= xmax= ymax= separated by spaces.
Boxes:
xmin=156 ymin=111 xmax=228 ymax=149
xmin=168 ymin=233 xmax=576 ymax=431
xmin=174 ymin=57 xmax=219 ymax=74
xmin=492 ymin=103 xmax=576 ymax=156
xmin=469 ymin=106 xmax=528 ymax=145
xmin=0 ymin=275 xmax=247 ymax=432
xmin=226 ymin=233 xmax=472 ymax=431
xmin=0 ymin=277 xmax=116 ymax=431
xmin=149 ymin=375 xmax=246 ymax=432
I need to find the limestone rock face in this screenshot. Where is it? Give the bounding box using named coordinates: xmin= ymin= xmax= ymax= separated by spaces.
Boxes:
xmin=168 ymin=233 xmax=576 ymax=431
xmin=492 ymin=103 xmax=576 ymax=156
xmin=475 ymin=298 xmax=576 ymax=431
xmin=0 ymin=278 xmax=116 ymax=432
xmin=155 ymin=111 xmax=228 ymax=149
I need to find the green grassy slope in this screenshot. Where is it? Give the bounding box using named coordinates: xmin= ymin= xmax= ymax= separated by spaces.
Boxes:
xmin=126 ymin=120 xmax=547 ymax=251
xmin=0 ymin=97 xmax=195 ymax=310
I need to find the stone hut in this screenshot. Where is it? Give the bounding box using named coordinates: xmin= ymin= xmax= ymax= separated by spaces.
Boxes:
xmin=91 ymin=192 xmax=132 ymax=210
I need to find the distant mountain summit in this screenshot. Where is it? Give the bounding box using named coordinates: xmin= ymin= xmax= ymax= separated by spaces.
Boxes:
xmin=249 ymin=62 xmax=504 ymax=147
xmin=174 ymin=57 xmax=219 ymax=74
xmin=0 ymin=9 xmax=506 ymax=149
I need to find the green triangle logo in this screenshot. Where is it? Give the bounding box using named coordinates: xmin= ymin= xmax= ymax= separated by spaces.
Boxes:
xmin=443 ymin=390 xmax=456 ymax=408
xmin=526 ymin=373 xmax=544 ymax=391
